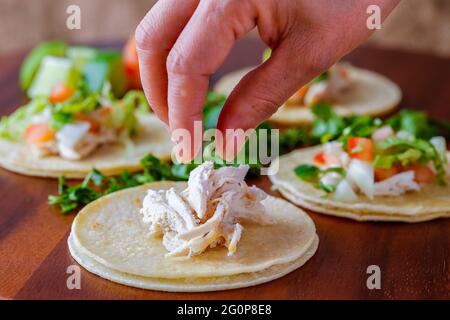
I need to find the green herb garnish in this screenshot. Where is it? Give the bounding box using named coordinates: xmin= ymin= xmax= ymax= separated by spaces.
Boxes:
xmin=48 ymin=154 xmax=188 ymax=213
xmin=311 ymin=102 xmax=346 ymax=143
xmin=294 ymin=164 xmax=345 ymax=193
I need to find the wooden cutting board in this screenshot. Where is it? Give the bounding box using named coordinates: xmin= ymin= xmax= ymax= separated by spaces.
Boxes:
xmin=0 ymin=38 xmax=449 ymax=300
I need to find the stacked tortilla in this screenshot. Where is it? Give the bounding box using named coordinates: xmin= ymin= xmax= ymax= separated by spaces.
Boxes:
xmin=0 ymin=114 xmax=173 ymax=178
xmin=270 ymin=146 xmax=450 ymax=222
xmin=214 ymin=65 xmax=401 ymax=125
xmin=69 ymin=181 xmax=318 ymax=292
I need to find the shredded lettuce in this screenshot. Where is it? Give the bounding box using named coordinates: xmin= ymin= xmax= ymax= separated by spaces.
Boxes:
xmin=0 ymin=86 xmax=146 ymax=141
xmin=376 ymin=137 xmax=446 ymax=185
xmin=373 ymin=149 xmax=423 ymax=169
xmin=0 ymin=98 xmax=48 ymax=140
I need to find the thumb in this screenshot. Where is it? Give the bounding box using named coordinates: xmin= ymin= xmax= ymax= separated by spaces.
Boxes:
xmin=216 ymin=42 xmax=331 ymax=160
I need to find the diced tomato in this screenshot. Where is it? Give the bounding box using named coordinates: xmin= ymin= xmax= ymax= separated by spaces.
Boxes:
xmin=313 ymin=151 xmax=326 ymax=165
xmin=375 ymin=166 xmax=400 ymax=182
xmin=348 ymin=137 xmax=374 ymax=161
xmin=25 ymin=124 xmax=55 ymax=144
xmin=409 ymin=164 xmax=435 ymax=183
xmin=49 ymin=82 xmax=74 ymax=103
xmin=97 ymin=106 xmax=112 ymax=117
xmin=123 ymin=35 xmax=141 ymax=89
xmin=75 ymin=113 xmax=100 ymax=133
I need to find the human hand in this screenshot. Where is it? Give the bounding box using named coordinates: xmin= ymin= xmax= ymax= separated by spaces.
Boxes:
xmin=136 ymin=0 xmax=399 ymax=162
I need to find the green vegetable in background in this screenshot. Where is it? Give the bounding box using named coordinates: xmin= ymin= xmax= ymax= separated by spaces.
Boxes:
xmin=20 ymin=41 xmax=67 ymax=91
xmin=387 ymin=109 xmax=437 ymax=139
xmin=387 ymin=109 xmax=450 ymax=140
xmin=66 ymin=46 xmax=99 ymax=69
xmin=82 ymin=51 xmax=128 ymax=98
xmin=28 ymin=56 xmax=79 ymax=98
xmin=279 ymin=127 xmax=318 ymax=154
xmin=311 ymin=102 xmax=346 ymax=143
xmin=202 ymin=91 xmax=226 ymax=130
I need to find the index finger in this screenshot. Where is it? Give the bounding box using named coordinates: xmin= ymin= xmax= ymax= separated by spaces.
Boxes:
xmin=166 ymin=1 xmax=257 ymax=162
xmin=135 ymin=0 xmax=200 ymax=125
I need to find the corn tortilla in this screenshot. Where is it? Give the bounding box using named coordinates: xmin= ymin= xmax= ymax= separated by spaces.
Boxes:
xmin=0 ymin=113 xmax=173 ymax=178
xmin=269 ymin=146 xmax=450 ymax=222
xmin=69 ymin=181 xmax=318 ymax=291
xmin=214 ymin=65 xmax=401 ymax=125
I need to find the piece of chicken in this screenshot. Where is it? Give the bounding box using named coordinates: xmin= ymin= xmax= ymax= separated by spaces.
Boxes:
xmin=140 ymin=162 xmax=273 ymax=257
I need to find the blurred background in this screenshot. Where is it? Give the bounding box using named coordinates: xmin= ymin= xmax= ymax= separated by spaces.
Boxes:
xmin=0 ymin=0 xmax=450 ymax=57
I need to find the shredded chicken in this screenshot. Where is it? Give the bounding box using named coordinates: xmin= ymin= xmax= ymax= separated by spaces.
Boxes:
xmin=140 ymin=162 xmax=273 ymax=258
xmin=28 ymin=105 xmax=118 ymax=160
xmin=374 ymin=171 xmax=421 ymax=196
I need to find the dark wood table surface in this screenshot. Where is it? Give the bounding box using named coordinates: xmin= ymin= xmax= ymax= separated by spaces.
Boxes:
xmin=1 ymin=38 xmax=449 ymax=300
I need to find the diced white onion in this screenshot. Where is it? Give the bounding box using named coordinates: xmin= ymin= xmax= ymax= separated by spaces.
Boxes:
xmin=320 ymin=171 xmax=342 ymax=188
xmin=333 ymin=178 xmax=358 ymax=202
xmin=347 ymin=159 xmax=374 ymax=199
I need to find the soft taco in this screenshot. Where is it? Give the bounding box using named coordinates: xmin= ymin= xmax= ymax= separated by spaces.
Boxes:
xmin=0 ymin=90 xmax=172 ymax=178
xmin=69 ymin=162 xmax=318 ymax=292
xmin=214 ymin=61 xmax=401 ymax=125
xmin=269 ymin=110 xmax=450 ymax=222
xmin=0 ymin=42 xmax=173 ymax=178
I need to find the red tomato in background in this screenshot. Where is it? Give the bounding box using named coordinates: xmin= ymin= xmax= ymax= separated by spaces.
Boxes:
xmin=348 ymin=137 xmax=374 ymax=162
xmin=123 ymin=36 xmax=142 ymax=89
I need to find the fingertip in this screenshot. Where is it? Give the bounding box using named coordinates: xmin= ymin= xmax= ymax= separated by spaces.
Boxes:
xmin=215 ymin=124 xmax=250 ymax=162
xmin=170 ymin=119 xmax=204 ymax=164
